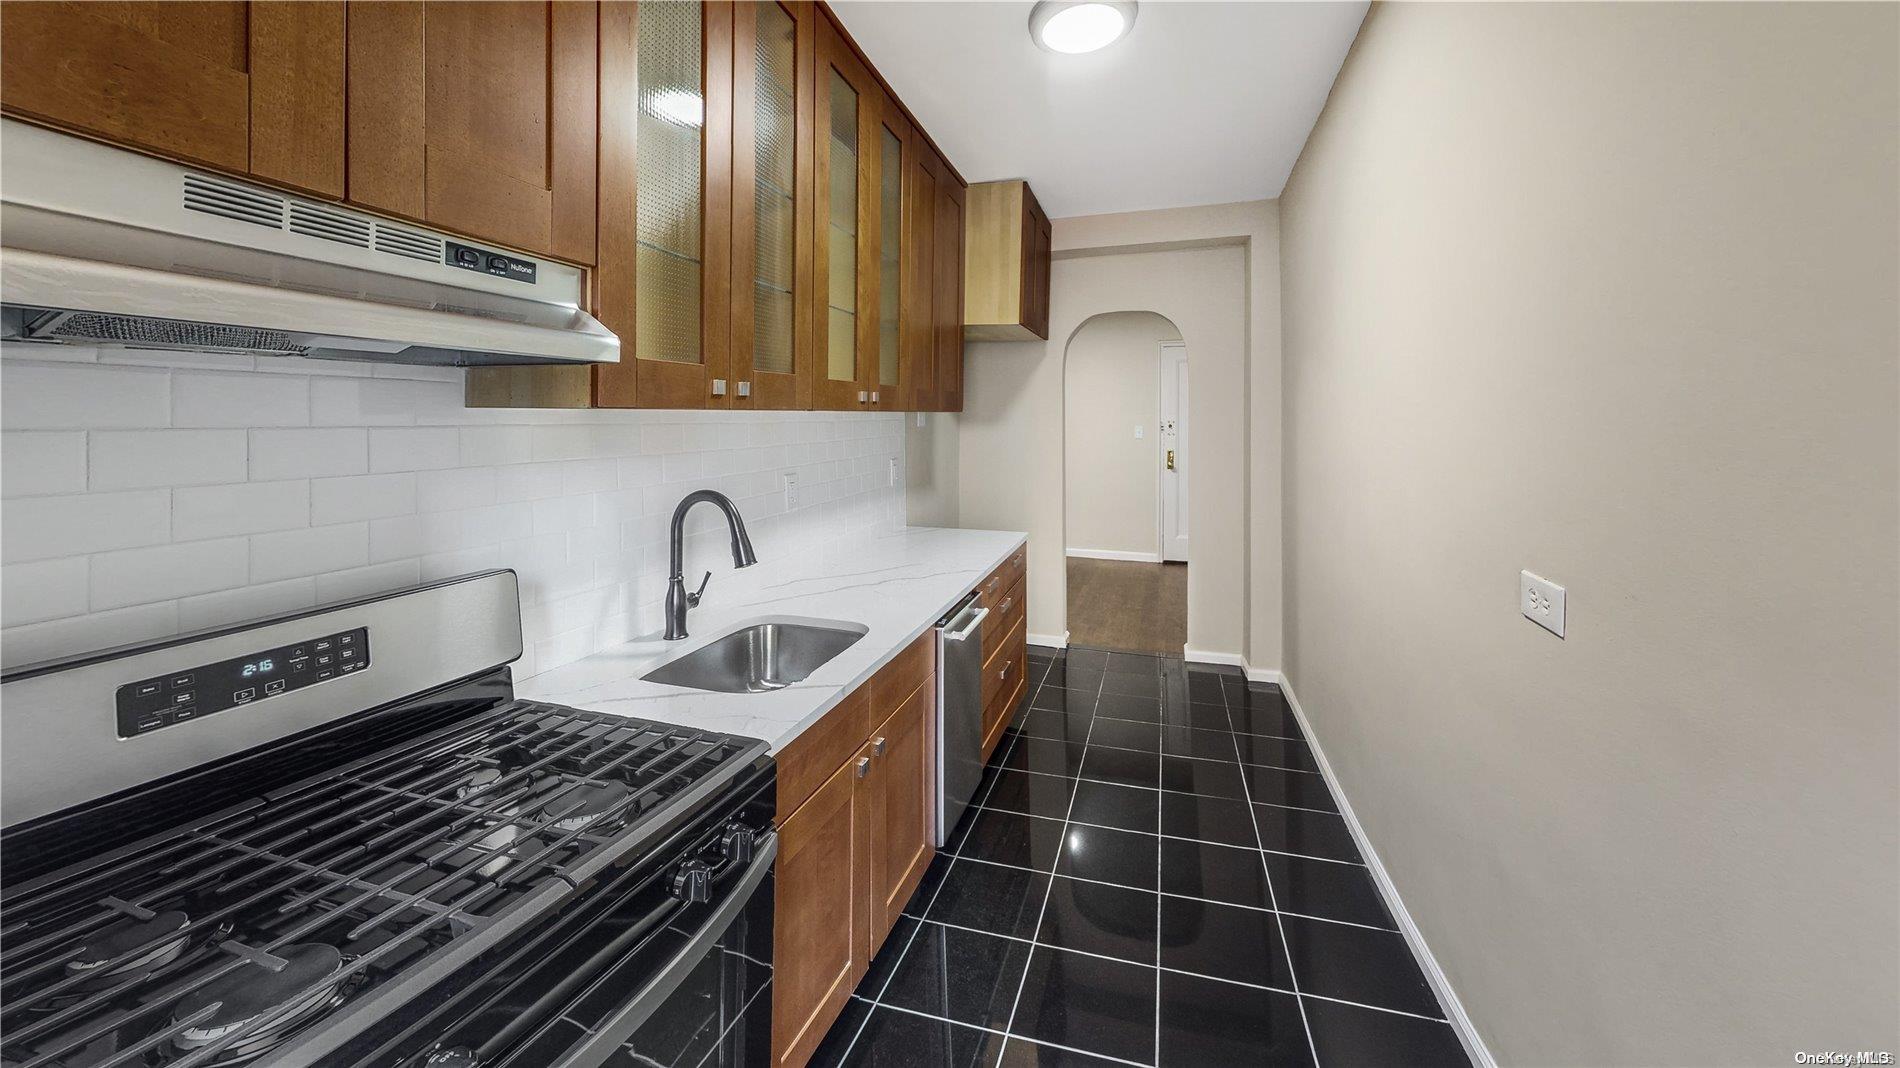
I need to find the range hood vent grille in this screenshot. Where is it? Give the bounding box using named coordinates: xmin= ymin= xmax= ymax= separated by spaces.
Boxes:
xmin=287 ymin=202 xmax=372 ymax=249
xmin=24 ymin=310 xmax=309 ymax=356
xmin=181 ymin=175 xmax=283 ymax=229
xmin=374 ymin=225 xmax=442 ymax=263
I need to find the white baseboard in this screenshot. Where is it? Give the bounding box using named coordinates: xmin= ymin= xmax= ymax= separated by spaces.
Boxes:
xmin=1181 ymin=647 xmax=1246 ymax=668
xmin=1278 ymin=676 xmax=1496 ymax=1068
xmin=1065 ymin=547 xmax=1161 ymax=563
xmin=1026 ymin=630 xmax=1069 ymax=650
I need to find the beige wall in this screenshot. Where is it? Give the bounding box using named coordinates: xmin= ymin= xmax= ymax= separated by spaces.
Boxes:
xmin=959 ymin=243 xmax=1247 ymax=654
xmin=1063 ymin=312 xmax=1181 ymax=557
xmin=1278 ymin=3 xmax=1899 ymax=1064
xmin=904 ymin=411 xmax=960 ymax=527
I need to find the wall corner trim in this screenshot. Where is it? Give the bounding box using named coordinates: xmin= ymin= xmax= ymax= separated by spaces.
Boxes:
xmin=1277 ymin=673 xmax=1499 ymax=1068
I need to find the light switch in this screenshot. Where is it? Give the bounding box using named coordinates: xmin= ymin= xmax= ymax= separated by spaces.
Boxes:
xmin=1134 ymin=426 xmax=1144 ymax=439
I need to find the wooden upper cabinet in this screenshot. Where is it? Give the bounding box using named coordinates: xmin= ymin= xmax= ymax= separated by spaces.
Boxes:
xmin=346 ymin=1 xmax=598 ymax=264
xmin=963 ymin=178 xmax=1051 ymax=342
xmin=935 ymin=174 xmax=967 ymax=411
xmin=0 ymin=1 xmax=346 ymax=197
xmin=811 ymin=14 xmax=878 ymax=411
xmin=866 ymin=92 xmax=909 ymax=410
xmin=731 ymin=0 xmax=817 ymax=411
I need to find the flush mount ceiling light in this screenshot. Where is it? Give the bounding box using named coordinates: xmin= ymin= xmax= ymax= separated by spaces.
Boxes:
xmin=1029 ymin=1 xmax=1137 ymax=55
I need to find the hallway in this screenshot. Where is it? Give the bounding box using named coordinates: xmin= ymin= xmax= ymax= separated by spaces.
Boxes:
xmin=1065 ymin=559 xmax=1187 ymax=656
xmin=811 ymin=645 xmax=1468 ymax=1067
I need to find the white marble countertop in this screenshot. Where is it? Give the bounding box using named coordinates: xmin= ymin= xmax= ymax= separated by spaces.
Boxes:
xmin=517 ymin=525 xmax=1027 ymax=752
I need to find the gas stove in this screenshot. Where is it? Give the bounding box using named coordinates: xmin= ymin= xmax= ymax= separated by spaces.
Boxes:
xmin=0 ymin=572 xmax=776 ymax=1068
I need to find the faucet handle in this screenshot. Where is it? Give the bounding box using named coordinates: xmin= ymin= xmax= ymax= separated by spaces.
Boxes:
xmin=687 ymin=571 xmax=712 ymax=607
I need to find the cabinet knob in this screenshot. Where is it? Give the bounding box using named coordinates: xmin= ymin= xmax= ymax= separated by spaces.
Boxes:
xmin=857 ymin=390 xmax=869 ymax=404
xmin=736 ymin=380 xmax=751 ymax=397
xmin=870 ymin=391 xmax=880 ymax=404
xmin=855 ymin=756 xmax=871 ymax=778
xmin=711 ymin=379 xmax=727 ymax=396
xmin=873 ymin=736 xmax=887 ymax=757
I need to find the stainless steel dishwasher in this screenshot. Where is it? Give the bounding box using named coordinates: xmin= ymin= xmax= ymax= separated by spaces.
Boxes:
xmin=935 ymin=591 xmax=989 ymax=846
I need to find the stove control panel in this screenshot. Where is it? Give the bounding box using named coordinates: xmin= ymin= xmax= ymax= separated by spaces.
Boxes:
xmin=115 ymin=627 xmax=370 ymax=738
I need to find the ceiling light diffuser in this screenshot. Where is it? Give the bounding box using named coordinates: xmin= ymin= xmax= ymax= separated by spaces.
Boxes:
xmin=1029 ymin=1 xmax=1137 ymax=55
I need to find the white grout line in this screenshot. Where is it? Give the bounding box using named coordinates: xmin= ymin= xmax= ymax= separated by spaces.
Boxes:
xmin=969 ymin=799 xmax=1366 ymax=865
xmin=863 ymin=998 xmax=1156 ymax=1068
xmin=1155 ymin=966 xmax=1453 ymax=1024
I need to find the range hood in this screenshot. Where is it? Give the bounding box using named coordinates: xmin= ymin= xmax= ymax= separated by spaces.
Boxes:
xmin=0 ymin=120 xmax=618 ymax=367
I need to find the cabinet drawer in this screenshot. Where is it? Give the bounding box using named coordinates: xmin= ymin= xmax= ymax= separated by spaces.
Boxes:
xmin=980 ymin=616 xmax=1026 ymax=714
xmin=977 ymin=544 xmax=1027 ymax=608
xmin=982 ymin=575 xmax=1025 ymax=664
xmin=776 ymin=685 xmax=870 ymax=821
xmin=870 ymin=632 xmax=934 ymax=713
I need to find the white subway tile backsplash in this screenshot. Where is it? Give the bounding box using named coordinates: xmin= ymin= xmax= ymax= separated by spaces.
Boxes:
xmin=2 ymin=362 xmax=169 ymax=428
xmin=369 ymin=427 xmax=461 ymax=472
xmin=250 ymin=523 xmax=369 ymax=583
xmin=89 ymin=537 xmax=251 ymax=610
xmin=1 ymin=557 xmax=88 ymax=625
xmin=173 ymin=480 xmax=310 ymax=541
xmin=3 ymin=431 xmax=87 ymax=497
xmin=249 ymin=428 xmax=369 ymax=480
xmin=1 ymin=347 xmax=905 ymax=676
xmin=2 ymin=490 xmax=171 ymax=563
xmin=90 ymin=430 xmax=248 ymax=490
xmin=174 ymin=372 xmax=309 ymax=428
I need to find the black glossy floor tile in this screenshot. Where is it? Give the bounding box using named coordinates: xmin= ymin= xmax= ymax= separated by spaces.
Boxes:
xmin=1068 ymin=779 xmax=1157 ymax=834
xmin=1228 ymin=702 xmax=1303 ymax=739
xmin=1252 ymin=805 xmax=1362 ymax=863
xmin=1232 ymin=734 xmax=1319 ymax=772
xmin=1157 ymin=895 xmax=1292 ymax=989
xmin=925 ymin=858 xmax=1051 ymax=941
xmin=1054 ymin=823 xmax=1159 ymax=891
xmin=1279 ymin=913 xmax=1442 ymax=1018
xmin=1159 ymin=756 xmax=1247 ymax=799
xmin=1092 ymin=692 xmax=1163 ymax=723
xmin=1084 ymin=717 xmax=1159 ymax=753
xmin=904 ymin=854 xmax=957 ymax=918
xmin=1158 ymin=725 xmax=1244 ymax=761
xmin=1031 ymin=686 xmax=1097 ymax=714
xmin=880 ymin=922 xmax=1031 ymax=1032
xmin=996 ymin=1038 xmax=1124 ymax=1066
xmin=982 ymin=769 xmax=1077 ymax=821
xmin=1078 ymin=745 xmax=1158 ymax=789
xmin=1157 ymin=971 xmax=1313 ymax=1067
xmin=1014 ymin=708 xmax=1092 ymax=742
xmin=1009 ymin=947 xmax=1156 ymax=1065
xmin=1160 ymin=838 xmax=1273 ymax=908
xmin=840 ymin=1005 xmax=1008 ymax=1068
xmin=999 ymin=737 xmax=1088 ymax=778
xmin=1035 ymin=876 xmax=1158 ymax=964
xmin=1244 ymin=765 xmax=1340 ymax=813
xmin=1185 ymin=675 xmax=1226 ymax=704
xmin=1167 ymin=703 xmax=1238 ymax=731
xmin=863 ymin=916 xmax=924 ymax=998
xmin=809 ymin=996 xmax=874 ymax=1068
xmin=1098 ymin=671 xmax=1161 ymax=699
xmin=1103 ymin=650 xmax=1163 ymax=673
xmin=1042 ymin=665 xmax=1104 ymax=693
xmin=953 ymin=809 xmax=1069 ymax=871
xmin=1160 ymin=792 xmax=1258 ymax=847
xmin=1264 ymin=852 xmax=1391 ymax=928
xmin=1303 ymin=998 xmax=1467 ymax=1066
xmin=1063 ymin=647 xmax=1112 ymax=670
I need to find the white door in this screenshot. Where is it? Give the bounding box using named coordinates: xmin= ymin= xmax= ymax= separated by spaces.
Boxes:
xmin=1159 ymin=342 xmax=1188 ymax=562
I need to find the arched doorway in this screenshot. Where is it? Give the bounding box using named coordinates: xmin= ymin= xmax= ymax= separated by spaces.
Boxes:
xmin=1061 ymin=311 xmax=1188 ymax=654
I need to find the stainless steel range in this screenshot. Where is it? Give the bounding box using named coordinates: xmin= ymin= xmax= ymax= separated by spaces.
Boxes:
xmin=0 ymin=570 xmax=776 ymax=1068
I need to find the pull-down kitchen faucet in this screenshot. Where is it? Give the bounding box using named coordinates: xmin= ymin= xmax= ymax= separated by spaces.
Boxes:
xmin=664 ymin=490 xmax=758 ymax=640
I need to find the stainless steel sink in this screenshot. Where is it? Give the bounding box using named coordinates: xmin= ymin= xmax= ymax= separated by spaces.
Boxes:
xmin=641 ymin=618 xmax=869 ymax=694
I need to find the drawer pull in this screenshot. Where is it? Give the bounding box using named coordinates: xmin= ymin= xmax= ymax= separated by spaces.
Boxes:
xmin=855 ymin=756 xmax=871 ymax=779
xmin=999 ymin=667 xmax=1008 ymax=680
xmin=873 ymin=736 xmax=887 ymax=757
xmin=999 ymin=597 xmax=1013 ymax=614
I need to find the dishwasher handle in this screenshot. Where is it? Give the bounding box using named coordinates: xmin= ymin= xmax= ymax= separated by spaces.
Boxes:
xmin=943 ymin=606 xmax=989 ymax=643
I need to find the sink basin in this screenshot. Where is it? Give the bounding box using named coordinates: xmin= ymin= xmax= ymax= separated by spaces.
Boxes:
xmin=642 ymin=618 xmax=869 ymax=694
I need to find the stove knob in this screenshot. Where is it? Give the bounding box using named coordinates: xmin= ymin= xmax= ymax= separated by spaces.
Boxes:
xmin=672 ymin=858 xmax=713 ymax=903
xmin=425 ymin=1048 xmax=480 ymax=1067
xmin=720 ymin=822 xmax=755 ymax=864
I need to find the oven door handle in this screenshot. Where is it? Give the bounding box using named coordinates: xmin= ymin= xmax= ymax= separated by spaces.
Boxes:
xmin=561 ymin=831 xmax=778 ymax=1067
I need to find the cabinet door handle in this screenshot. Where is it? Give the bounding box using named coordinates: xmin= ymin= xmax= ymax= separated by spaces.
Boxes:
xmin=855 ymin=756 xmax=871 ymax=779
xmin=999 ymin=597 xmax=1013 ymax=614
xmin=998 ymin=667 xmax=1008 ymax=680
xmin=872 ymin=736 xmax=887 ymax=757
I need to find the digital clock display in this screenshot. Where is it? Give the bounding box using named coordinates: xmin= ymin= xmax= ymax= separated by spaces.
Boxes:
xmin=240 ymin=659 xmax=276 ymax=678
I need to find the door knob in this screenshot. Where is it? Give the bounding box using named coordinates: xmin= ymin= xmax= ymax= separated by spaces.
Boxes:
xmin=1166 ymin=449 xmax=1176 ymax=471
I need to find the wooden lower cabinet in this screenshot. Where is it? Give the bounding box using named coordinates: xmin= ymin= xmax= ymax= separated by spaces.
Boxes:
xmin=773 ymin=637 xmax=936 ymax=1067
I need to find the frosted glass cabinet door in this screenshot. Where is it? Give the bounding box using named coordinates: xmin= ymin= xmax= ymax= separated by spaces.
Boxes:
xmin=873 ymin=104 xmax=907 ymax=408
xmin=731 ymin=0 xmax=816 ymax=410
xmin=812 ymin=13 xmax=877 ymax=410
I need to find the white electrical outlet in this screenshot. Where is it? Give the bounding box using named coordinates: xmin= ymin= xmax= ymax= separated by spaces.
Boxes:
xmin=1134 ymin=425 xmax=1144 ymax=439
xmin=1521 ymin=570 xmax=1566 ymax=637
xmin=782 ymin=472 xmax=798 ymax=509
xmin=888 ymin=457 xmax=898 ymax=486
xmin=915 ymin=412 xmax=927 ymax=428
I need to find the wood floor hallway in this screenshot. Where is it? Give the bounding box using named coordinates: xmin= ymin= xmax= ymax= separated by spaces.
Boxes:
xmin=1065 ymin=558 xmax=1187 ymax=656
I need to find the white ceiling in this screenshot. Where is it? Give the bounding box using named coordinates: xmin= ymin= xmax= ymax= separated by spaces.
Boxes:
xmin=829 ymin=1 xmax=1369 ymax=218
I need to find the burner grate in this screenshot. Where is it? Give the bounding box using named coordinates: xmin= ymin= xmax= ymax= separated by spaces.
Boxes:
xmin=0 ymin=702 xmax=760 ymax=1068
